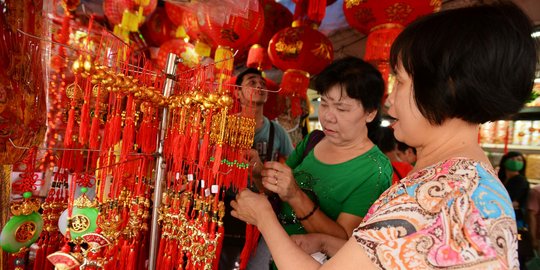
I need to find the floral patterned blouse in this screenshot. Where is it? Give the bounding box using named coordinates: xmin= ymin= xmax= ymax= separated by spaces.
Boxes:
xmin=352 ymin=158 xmax=519 ymax=269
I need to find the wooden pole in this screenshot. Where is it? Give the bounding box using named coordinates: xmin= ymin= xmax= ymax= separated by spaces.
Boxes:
xmin=0 ymin=165 xmax=12 ymax=270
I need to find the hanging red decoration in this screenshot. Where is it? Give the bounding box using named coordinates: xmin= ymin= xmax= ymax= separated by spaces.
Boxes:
xmin=263 ymin=77 xmax=285 ymax=120
xmin=343 ymin=0 xmax=440 ymax=100
xmin=235 ymin=0 xmax=293 ymax=67
xmin=280 ymin=69 xmax=310 ymax=98
xmin=258 ymin=0 xmax=294 ymax=47
xmin=155 ymin=39 xmax=200 ymax=71
xmin=363 ymin=25 xmax=401 ymax=97
xmin=342 ymin=0 xmax=441 ymax=35
xmin=0 ymin=13 xmax=46 ymax=164
xmin=291 ymin=0 xmax=328 ymax=26
xmin=164 ymin=1 xmax=185 ymax=26
xmin=280 ymin=69 xmax=310 ymax=117
xmin=247 ymin=44 xmax=272 ymax=71
xmin=181 ymin=10 xmax=201 ymax=41
xmin=363 ymin=25 xmax=402 ymax=62
xmin=198 ymin=4 xmax=265 ymax=51
xmin=164 ymin=2 xmax=201 ymax=41
xmin=268 ymin=24 xmax=333 ymax=76
xmin=103 ymin=0 xmax=158 ymax=26
xmin=140 ymin=7 xmax=177 ymax=47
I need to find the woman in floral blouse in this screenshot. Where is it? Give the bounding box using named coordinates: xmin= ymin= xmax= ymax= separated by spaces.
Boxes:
xmin=230 ymin=2 xmax=537 ymax=269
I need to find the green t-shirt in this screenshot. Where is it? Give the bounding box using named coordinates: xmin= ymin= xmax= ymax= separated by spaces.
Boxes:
xmin=280 ymin=132 xmax=392 ymax=235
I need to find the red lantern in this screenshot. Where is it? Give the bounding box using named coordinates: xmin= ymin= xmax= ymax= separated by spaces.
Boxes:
xmin=258 ymin=0 xmax=293 ymax=47
xmin=247 ymin=44 xmax=272 ymax=71
xmin=103 ymin=0 xmax=158 ymax=26
xmin=141 ymin=7 xmax=177 ymax=47
xmin=363 ymin=25 xmax=402 ymax=62
xmin=280 ymin=69 xmax=310 ymax=117
xmin=342 ymin=0 xmax=441 ymax=35
xmin=343 ymin=0 xmax=440 ymax=99
xmin=164 ymin=2 xmax=201 ymax=41
xmin=181 ymin=10 xmax=201 ymax=41
xmin=198 ymin=5 xmax=265 ymax=51
xmin=268 ymin=24 xmax=333 ymax=76
xmin=235 ymin=1 xmax=293 ymax=66
xmin=156 ymin=39 xmax=199 ymax=71
xmin=280 ymin=69 xmax=310 ymax=97
xmin=164 ymin=2 xmax=185 ymax=26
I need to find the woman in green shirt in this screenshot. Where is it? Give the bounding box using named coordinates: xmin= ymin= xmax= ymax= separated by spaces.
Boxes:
xmin=249 ymin=57 xmax=392 ymax=264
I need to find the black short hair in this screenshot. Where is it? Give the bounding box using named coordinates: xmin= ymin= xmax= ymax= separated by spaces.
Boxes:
xmin=396 ymin=141 xmax=416 ymax=155
xmin=236 ymin=68 xmax=263 ymax=85
xmin=314 ymin=57 xmax=385 ymax=143
xmin=378 ymin=127 xmax=397 ymax=153
xmin=390 ymin=2 xmax=537 ymax=125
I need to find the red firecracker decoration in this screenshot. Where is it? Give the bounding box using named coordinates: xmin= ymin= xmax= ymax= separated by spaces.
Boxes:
xmin=140 ymin=7 xmax=177 ymax=47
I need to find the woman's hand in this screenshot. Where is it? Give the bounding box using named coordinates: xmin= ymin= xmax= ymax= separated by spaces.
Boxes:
xmin=291 ymin=234 xmax=324 ymax=255
xmin=230 ymin=189 xmax=273 ymax=226
xmin=260 ymin=161 xmax=301 ymax=203
xmin=247 ymin=149 xmax=263 ymax=177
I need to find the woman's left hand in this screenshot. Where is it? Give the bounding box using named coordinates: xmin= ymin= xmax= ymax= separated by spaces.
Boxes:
xmin=260 ymin=161 xmax=301 ymax=203
xmin=231 ymin=189 xmax=273 ymax=226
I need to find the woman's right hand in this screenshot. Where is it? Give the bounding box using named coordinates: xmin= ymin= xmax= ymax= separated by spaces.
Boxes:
xmin=290 ymin=233 xmax=324 ymax=254
xmin=230 ymin=189 xmax=274 ymax=226
xmin=261 ymin=161 xmax=301 ymax=203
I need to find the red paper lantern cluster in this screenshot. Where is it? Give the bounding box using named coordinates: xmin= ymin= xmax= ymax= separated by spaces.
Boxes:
xmin=342 ymin=0 xmax=441 ymax=35
xmin=343 ymin=0 xmax=440 ymax=98
xmin=268 ymin=24 xmax=333 ymax=76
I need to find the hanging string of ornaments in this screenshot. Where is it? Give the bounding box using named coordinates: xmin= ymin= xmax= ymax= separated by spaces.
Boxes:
xmin=0 ymin=0 xmax=348 ymax=269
